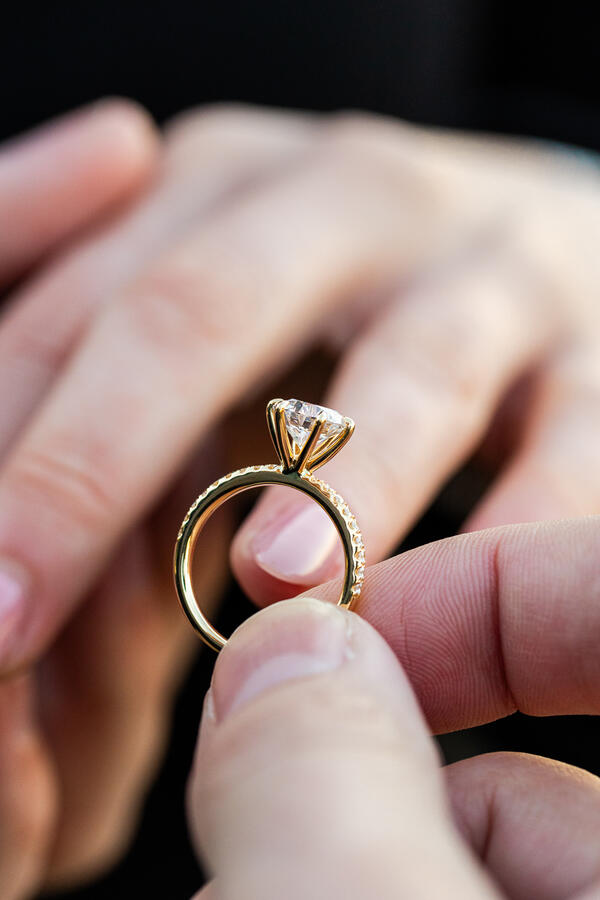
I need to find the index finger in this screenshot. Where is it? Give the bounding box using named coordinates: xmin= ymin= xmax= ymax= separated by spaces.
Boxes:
xmin=306 ymin=515 xmax=600 ymax=732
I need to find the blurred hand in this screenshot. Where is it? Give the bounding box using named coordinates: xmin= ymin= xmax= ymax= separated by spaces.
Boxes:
xmin=0 ymin=100 xmax=162 ymax=897
xmin=190 ymin=517 xmax=600 ymax=900
xmin=0 ymin=102 xmax=599 ymax=896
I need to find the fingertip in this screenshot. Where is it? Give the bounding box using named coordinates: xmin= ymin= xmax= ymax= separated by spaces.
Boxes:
xmin=91 ymin=96 xmax=156 ymax=134
xmin=211 ymin=596 xmax=349 ymax=721
xmin=230 ymin=497 xmax=345 ymax=609
xmin=209 ymin=594 xmax=432 ymax=756
xmin=84 ymin=97 xmax=160 ymax=189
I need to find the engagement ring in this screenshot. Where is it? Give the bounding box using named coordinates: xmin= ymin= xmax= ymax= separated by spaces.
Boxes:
xmin=174 ymin=398 xmax=365 ymax=651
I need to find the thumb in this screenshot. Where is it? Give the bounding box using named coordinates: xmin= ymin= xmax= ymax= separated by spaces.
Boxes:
xmin=188 ymin=597 xmax=499 ymax=900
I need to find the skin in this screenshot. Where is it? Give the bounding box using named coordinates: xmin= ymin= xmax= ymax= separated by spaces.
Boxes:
xmin=190 ymin=518 xmax=600 ymax=900
xmin=0 ymin=101 xmax=598 ymax=895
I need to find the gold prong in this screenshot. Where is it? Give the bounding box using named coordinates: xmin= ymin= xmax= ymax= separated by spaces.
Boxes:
xmin=309 ymin=417 xmax=355 ymax=472
xmin=292 ymin=413 xmax=327 ymax=473
xmin=274 ymin=403 xmax=293 ymax=471
xmin=266 ymin=398 xmax=285 ymax=462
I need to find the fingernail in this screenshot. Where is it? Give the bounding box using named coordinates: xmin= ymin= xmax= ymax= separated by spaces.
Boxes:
xmin=0 ymin=559 xmax=30 ymax=662
xmin=213 ymin=597 xmax=350 ymax=720
xmin=253 ymin=506 xmax=342 ymax=583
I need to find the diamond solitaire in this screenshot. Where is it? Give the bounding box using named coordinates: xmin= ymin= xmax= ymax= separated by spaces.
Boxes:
xmin=283 ymin=399 xmax=346 ymax=452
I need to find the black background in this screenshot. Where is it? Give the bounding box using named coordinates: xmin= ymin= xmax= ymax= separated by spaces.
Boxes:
xmin=1 ymin=2 xmax=598 ymax=897
xmin=1 ymin=1 xmax=599 ymax=146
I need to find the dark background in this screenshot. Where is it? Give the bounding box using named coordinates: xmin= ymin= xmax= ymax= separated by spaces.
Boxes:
xmin=1 ymin=1 xmax=598 ymax=897
xmin=1 ymin=1 xmax=599 ymax=146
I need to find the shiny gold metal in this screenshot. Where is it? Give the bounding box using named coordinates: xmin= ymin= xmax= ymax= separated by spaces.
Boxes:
xmin=174 ymin=399 xmax=364 ymax=652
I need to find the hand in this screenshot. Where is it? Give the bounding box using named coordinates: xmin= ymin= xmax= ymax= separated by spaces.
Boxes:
xmin=0 ymin=102 xmax=599 ymax=895
xmin=0 ymin=100 xmax=159 ymax=897
xmin=189 ymin=516 xmax=600 ymax=900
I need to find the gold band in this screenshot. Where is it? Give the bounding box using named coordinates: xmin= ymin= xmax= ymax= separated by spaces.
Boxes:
xmin=173 ymin=399 xmax=365 ymax=652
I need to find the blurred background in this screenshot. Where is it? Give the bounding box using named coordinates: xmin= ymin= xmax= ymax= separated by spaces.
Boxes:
xmin=1 ymin=1 xmax=598 ymax=897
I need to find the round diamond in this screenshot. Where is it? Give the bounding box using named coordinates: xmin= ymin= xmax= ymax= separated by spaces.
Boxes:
xmin=283 ymin=399 xmax=345 ymax=450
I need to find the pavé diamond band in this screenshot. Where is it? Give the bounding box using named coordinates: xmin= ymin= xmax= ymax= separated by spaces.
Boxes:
xmin=174 ymin=398 xmax=365 ymax=652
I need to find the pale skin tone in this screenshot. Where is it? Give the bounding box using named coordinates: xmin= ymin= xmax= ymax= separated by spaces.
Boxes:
xmin=0 ymin=99 xmax=598 ymax=896
xmin=190 ymin=517 xmax=600 ymax=900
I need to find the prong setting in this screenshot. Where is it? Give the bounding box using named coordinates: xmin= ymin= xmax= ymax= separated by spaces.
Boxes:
xmin=292 ymin=412 xmax=327 ymax=472
xmin=267 ymin=399 xmax=354 ymax=474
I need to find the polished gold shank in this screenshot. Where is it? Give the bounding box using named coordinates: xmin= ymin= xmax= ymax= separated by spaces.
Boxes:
xmin=174 ymin=464 xmax=365 ymax=652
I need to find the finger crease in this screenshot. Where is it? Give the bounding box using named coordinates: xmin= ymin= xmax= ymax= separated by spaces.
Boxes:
xmin=491 ymin=536 xmax=519 ymax=715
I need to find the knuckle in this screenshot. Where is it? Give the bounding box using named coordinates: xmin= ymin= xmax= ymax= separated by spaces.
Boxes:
xmin=325 ymin=109 xmax=384 ymax=140
xmin=406 ymin=331 xmax=482 ymax=408
xmin=323 ymin=110 xmax=411 ymax=146
xmin=10 ymin=439 xmax=120 ymax=531
xmin=383 ymin=308 xmax=485 ymax=409
xmin=124 ymin=242 xmax=265 ymax=354
xmin=316 ymin=111 xmax=447 ymax=212
xmin=317 ymin=116 xmax=390 ymax=170
xmin=164 ymin=102 xmax=265 ymax=146
xmin=123 ymin=262 xmax=202 ymax=350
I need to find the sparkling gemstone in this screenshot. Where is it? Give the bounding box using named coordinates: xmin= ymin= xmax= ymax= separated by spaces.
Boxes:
xmin=283 ymin=399 xmax=345 ymax=450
